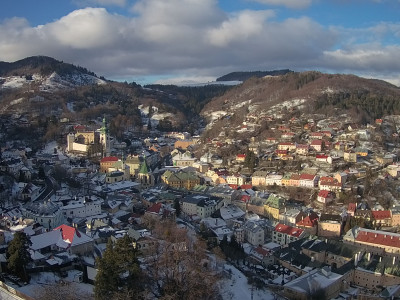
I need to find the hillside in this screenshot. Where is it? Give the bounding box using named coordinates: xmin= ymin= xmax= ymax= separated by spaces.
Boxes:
xmin=216 ymin=69 xmax=292 ymax=82
xmin=0 ymin=56 xmax=231 ymax=143
xmin=201 ymin=71 xmax=400 ymax=140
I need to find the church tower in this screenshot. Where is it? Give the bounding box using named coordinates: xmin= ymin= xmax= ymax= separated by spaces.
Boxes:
xmin=100 ymin=116 xmax=111 ymax=157
xmin=138 ymin=160 xmax=154 ymax=188
xmin=67 ymin=133 xmax=75 ymax=153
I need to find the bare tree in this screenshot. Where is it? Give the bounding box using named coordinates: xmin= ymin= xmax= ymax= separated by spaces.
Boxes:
xmin=34 ymin=281 xmax=94 ymax=300
xmin=143 ymin=220 xmax=221 ymax=300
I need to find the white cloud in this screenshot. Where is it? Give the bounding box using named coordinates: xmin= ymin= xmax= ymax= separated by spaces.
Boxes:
xmin=0 ymin=0 xmax=398 ymax=84
xmin=207 ymin=10 xmax=275 ymax=47
xmin=249 ymin=0 xmax=313 ymax=9
xmin=322 ymin=45 xmax=400 ymax=72
xmin=73 ymin=0 xmax=126 ymax=7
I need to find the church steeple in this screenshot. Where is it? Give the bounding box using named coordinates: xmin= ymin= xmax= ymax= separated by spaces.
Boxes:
xmin=100 ymin=116 xmax=108 ymax=134
xmin=139 ymin=160 xmax=149 ymax=174
xmin=138 ymin=160 xmax=153 ymax=188
xmin=100 ymin=116 xmax=111 ymax=157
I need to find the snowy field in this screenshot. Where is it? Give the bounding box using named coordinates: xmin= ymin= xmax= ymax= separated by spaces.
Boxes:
xmin=219 ymin=264 xmax=277 ymax=300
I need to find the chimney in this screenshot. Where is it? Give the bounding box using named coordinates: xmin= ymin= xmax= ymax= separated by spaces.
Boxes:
xmin=354 ymin=253 xmax=358 ymax=266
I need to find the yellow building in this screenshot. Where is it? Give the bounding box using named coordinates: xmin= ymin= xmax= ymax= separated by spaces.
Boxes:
xmin=264 ymin=194 xmax=284 ymax=220
xmin=161 ymin=170 xmax=200 ymax=190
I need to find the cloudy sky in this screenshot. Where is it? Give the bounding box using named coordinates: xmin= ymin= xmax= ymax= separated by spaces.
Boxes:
xmin=1 ymin=0 xmax=400 ymax=85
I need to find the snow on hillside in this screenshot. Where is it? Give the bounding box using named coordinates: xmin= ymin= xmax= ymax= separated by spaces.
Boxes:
xmin=138 ymin=104 xmax=173 ymax=127
xmin=0 ymin=76 xmax=27 ymax=89
xmin=0 ymin=74 xmax=43 ymax=90
xmin=267 ymin=98 xmax=307 ymax=113
xmin=40 ymin=72 xmax=106 ymax=91
xmin=233 ymin=99 xmax=252 ymax=109
xmin=10 ymin=97 xmax=25 ymax=105
xmin=208 ymin=110 xmax=228 ymax=122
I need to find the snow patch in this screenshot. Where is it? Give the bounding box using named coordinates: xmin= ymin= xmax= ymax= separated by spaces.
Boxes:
xmin=268 ymin=98 xmax=307 ymax=113
xmin=1 ymin=76 xmax=27 ymax=89
xmin=208 ymin=111 xmax=228 ymax=122
xmin=233 ymin=99 xmax=252 ymax=109
xmin=219 ymin=264 xmax=275 ymax=300
xmin=322 ymin=87 xmax=335 ymax=94
xmin=10 ymin=97 xmax=25 ymax=105
xmin=40 ymin=72 xmax=105 ymax=92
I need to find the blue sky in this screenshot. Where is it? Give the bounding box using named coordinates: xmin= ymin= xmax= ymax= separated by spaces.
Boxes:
xmin=0 ymin=0 xmax=400 ymax=85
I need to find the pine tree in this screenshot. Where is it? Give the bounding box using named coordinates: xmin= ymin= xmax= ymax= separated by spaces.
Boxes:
xmin=94 ymin=236 xmax=141 ymax=300
xmin=174 ymin=199 xmax=181 ymax=217
xmin=7 ymin=232 xmax=32 ymax=282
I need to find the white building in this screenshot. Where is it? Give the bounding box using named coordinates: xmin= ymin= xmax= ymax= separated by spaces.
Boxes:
xmin=61 ymin=197 xmax=102 ymax=220
xmin=226 ymin=174 xmax=246 ymax=186
xmin=265 ymin=174 xmax=283 ymax=186
xmin=243 ymin=220 xmax=265 ymax=246
xmin=22 ymin=200 xmax=65 ymax=230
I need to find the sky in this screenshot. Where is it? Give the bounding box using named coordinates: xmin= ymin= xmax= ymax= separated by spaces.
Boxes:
xmin=0 ymin=0 xmax=400 ymax=86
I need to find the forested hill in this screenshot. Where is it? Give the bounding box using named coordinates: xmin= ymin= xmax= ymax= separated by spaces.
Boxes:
xmin=216 ymin=69 xmax=292 ymax=82
xmin=144 ymin=84 xmax=233 ymax=116
xmin=201 ymin=71 xmax=400 ymax=140
xmin=0 ymin=56 xmax=100 ymax=78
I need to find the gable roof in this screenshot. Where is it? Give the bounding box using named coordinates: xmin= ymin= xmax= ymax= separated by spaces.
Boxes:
xmin=147 ymin=202 xmax=163 ymax=214
xmin=356 ymin=229 xmax=400 ymax=249
xmin=297 ymin=212 xmax=319 ymax=227
xmin=54 ymin=224 xmax=92 ymax=246
xmin=274 ymin=223 xmax=304 ymax=237
xmin=372 ymin=210 xmax=391 ymax=220
xmin=30 ymin=225 xmax=92 ymax=251
xmin=101 ymin=156 xmax=119 ymax=163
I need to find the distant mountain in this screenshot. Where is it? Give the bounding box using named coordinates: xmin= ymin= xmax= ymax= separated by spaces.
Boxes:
xmin=0 ymin=56 xmax=100 ymax=78
xmin=216 ymin=69 xmax=292 ymax=82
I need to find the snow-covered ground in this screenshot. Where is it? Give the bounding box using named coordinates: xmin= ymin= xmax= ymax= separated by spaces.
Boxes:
xmin=268 ymin=98 xmax=307 ymax=113
xmin=8 ymin=271 xmax=94 ymax=299
xmin=219 ymin=264 xmax=276 ymax=300
xmin=0 ymin=76 xmax=29 ymax=89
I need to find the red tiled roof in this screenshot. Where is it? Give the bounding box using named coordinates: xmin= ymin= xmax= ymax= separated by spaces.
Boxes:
xmin=100 ymin=156 xmax=119 ymax=163
xmin=316 ymin=155 xmax=328 ymax=159
xmin=276 ymin=150 xmax=288 ymax=154
xmin=372 ymin=210 xmax=391 ymax=220
xmin=236 ymin=154 xmax=246 ymax=158
xmin=254 ymin=246 xmax=269 ymax=257
xmin=147 ymin=202 xmax=162 ymax=214
xmin=297 ymin=213 xmax=319 ymax=227
xmin=311 ymin=140 xmax=323 ymax=145
xmin=241 ymin=184 xmax=253 ymax=190
xmin=319 ymin=176 xmax=335 ymax=183
xmin=74 ymin=125 xmax=86 ymax=131
xmin=54 ymin=224 xmax=80 ymax=243
xmin=310 ymin=132 xmax=323 ymax=136
xmin=279 ymin=142 xmax=295 ymax=146
xmin=274 ymin=223 xmax=304 ymax=237
xmin=300 ymin=173 xmax=315 ymax=181
xmin=356 ymin=230 xmax=400 ymax=248
xmin=229 ymin=184 xmax=239 ymax=190
xmin=348 ymin=203 xmax=356 ymax=212
xmin=318 ymin=190 xmax=331 ymax=198
xmin=241 ymin=195 xmax=251 ymax=202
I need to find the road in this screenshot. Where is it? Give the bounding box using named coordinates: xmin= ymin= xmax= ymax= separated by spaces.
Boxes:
xmin=35 ymin=176 xmax=56 ymax=202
